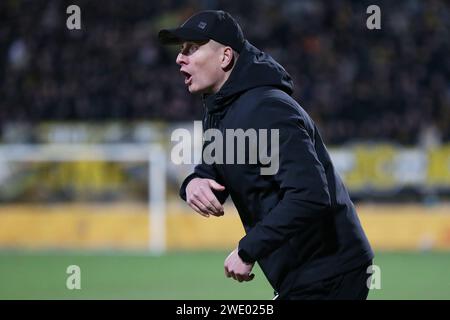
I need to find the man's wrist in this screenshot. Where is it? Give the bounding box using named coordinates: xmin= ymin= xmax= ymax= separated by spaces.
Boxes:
xmin=237 ymin=247 xmax=254 ymax=264
xmin=180 ymin=173 xmax=200 ymax=199
xmin=185 ymin=175 xmax=201 ymax=188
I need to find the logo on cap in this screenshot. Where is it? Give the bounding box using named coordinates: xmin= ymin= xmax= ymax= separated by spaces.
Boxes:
xmin=198 ymin=21 xmax=207 ymax=29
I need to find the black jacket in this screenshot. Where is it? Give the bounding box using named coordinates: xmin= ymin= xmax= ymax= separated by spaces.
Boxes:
xmin=180 ymin=40 xmax=374 ymax=295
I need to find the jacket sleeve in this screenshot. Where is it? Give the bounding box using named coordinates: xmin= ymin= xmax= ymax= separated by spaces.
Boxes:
xmin=179 ymin=163 xmax=229 ymax=204
xmin=238 ymin=99 xmax=331 ymax=263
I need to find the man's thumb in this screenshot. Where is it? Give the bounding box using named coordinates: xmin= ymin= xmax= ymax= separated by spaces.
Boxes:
xmin=208 ymin=179 xmax=225 ymax=191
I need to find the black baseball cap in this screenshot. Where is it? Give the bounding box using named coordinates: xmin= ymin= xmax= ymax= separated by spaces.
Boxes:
xmin=158 ymin=10 xmax=245 ymax=53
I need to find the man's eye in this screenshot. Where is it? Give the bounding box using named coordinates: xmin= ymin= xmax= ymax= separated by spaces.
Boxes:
xmin=188 ymin=45 xmax=198 ymax=54
xmin=180 ymin=44 xmax=198 ymax=55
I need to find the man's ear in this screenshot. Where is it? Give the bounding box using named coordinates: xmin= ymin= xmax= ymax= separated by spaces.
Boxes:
xmin=221 ymin=46 xmax=234 ymax=71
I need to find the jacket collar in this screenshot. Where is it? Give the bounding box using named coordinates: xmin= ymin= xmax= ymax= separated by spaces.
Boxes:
xmin=202 ymin=40 xmax=294 ymax=115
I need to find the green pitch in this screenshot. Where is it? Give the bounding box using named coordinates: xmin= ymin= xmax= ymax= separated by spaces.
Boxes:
xmin=0 ymin=251 xmax=449 ymax=299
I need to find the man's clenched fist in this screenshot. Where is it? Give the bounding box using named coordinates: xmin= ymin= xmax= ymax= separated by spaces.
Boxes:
xmin=224 ymin=248 xmax=255 ymax=282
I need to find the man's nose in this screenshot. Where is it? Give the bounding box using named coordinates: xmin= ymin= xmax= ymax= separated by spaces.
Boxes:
xmin=176 ymin=53 xmax=187 ymax=66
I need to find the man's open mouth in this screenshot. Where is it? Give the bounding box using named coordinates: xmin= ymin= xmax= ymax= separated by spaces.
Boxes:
xmin=181 ymin=71 xmax=192 ymax=85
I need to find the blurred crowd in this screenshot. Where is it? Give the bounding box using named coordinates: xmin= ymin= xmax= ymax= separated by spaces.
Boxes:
xmin=1 ymin=0 xmax=449 ymax=145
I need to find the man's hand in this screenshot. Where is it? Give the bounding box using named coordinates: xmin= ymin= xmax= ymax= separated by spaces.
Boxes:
xmin=224 ymin=248 xmax=255 ymax=282
xmin=186 ymin=178 xmax=225 ymax=217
